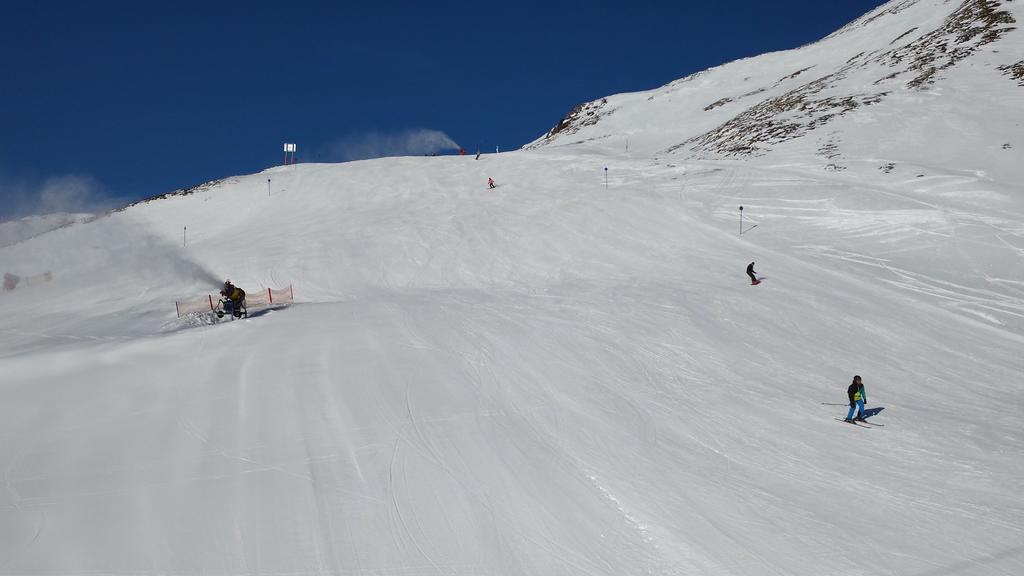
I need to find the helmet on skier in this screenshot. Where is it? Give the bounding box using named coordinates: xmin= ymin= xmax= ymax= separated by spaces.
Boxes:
xmin=853 ymin=375 xmax=861 ymax=382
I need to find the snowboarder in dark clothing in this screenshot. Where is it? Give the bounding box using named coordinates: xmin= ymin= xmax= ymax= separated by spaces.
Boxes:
xmin=488 ymin=177 xmax=496 ymax=189
xmin=746 ymin=262 xmax=759 ymax=285
xmin=845 ymin=375 xmax=867 ymax=422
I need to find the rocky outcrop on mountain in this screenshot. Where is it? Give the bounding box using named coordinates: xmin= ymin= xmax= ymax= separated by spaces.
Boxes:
xmin=118 ymin=178 xmax=230 ymax=212
xmin=673 ymin=63 xmax=889 ymax=156
xmin=677 ymin=0 xmax=1016 ymax=157
xmin=529 ymin=0 xmax=1019 ymax=161
xmin=878 ymin=0 xmax=1015 ymax=89
xmin=1000 ymin=60 xmax=1024 ymax=84
xmin=536 ymin=98 xmax=614 ymax=142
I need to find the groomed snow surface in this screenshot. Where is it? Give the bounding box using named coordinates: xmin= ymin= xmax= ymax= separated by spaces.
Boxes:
xmin=2 ymin=146 xmax=1022 ymax=575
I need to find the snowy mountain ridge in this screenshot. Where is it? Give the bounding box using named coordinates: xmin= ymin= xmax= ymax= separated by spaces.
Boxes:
xmin=532 ymin=0 xmax=1021 ymax=169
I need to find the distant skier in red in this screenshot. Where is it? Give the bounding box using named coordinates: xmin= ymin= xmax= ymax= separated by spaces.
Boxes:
xmin=488 ymin=177 xmax=496 ymax=189
xmin=746 ymin=262 xmax=760 ymax=285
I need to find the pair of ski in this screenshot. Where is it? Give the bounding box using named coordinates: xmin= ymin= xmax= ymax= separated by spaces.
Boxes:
xmin=834 ymin=417 xmax=884 ymax=428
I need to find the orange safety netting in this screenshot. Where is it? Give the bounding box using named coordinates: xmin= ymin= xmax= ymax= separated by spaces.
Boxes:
xmin=175 ymin=285 xmax=294 ymax=318
xmin=3 ymin=271 xmax=53 ymax=292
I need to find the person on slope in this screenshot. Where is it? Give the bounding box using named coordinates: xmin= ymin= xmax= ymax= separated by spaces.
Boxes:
xmin=219 ymin=280 xmax=246 ymax=317
xmin=845 ymin=375 xmax=867 ymax=422
xmin=488 ymin=177 xmax=496 ymax=189
xmin=746 ymin=262 xmax=759 ymax=285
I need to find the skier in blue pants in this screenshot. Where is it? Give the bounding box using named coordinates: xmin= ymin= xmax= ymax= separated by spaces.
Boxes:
xmin=845 ymin=375 xmax=867 ymax=422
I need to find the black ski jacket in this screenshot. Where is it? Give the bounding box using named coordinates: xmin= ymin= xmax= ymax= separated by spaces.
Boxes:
xmin=221 ymin=285 xmax=245 ymax=304
xmin=847 ymin=381 xmax=866 ymax=405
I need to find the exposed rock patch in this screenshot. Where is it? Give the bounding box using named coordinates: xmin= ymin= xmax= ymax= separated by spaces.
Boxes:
xmin=534 ymin=99 xmax=613 ymax=144
xmin=999 ymin=60 xmax=1024 ymax=85
xmin=676 ymin=0 xmax=1014 ymax=157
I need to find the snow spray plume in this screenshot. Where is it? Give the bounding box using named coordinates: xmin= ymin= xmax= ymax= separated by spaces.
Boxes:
xmin=36 ymin=175 xmax=116 ymax=215
xmin=177 ymin=258 xmax=224 ymax=289
xmin=0 ymin=214 xmax=90 ymax=248
xmin=326 ymin=128 xmax=460 ymax=161
xmin=8 ymin=216 xmax=224 ymax=293
xmin=77 ymin=220 xmax=225 ymax=289
xmin=0 ymin=171 xmax=118 ymax=222
xmin=126 ymin=234 xmax=224 ymax=290
xmin=142 ymin=239 xmax=223 ymax=288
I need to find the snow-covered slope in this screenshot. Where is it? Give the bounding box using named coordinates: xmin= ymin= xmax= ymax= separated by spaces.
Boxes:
xmin=2 ymin=1 xmax=1023 ymax=574
xmin=0 ymin=213 xmax=92 ymax=248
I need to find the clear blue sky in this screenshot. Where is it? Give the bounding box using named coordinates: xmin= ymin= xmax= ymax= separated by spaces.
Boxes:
xmin=0 ymin=0 xmax=884 ymax=218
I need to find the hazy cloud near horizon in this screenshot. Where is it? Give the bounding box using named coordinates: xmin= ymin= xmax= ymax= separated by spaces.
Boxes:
xmin=324 ymin=128 xmax=460 ymax=162
xmin=0 ymin=171 xmax=118 ymax=222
